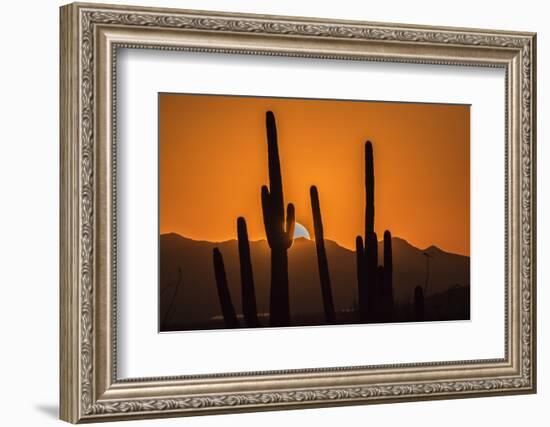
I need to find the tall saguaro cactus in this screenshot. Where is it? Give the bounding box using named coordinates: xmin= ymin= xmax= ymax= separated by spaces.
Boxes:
xmin=237 ymin=217 xmax=260 ymax=328
xmin=356 ymin=140 xmax=393 ymax=323
xmin=261 ymin=111 xmax=295 ymax=327
xmin=356 ymin=141 xmax=379 ymax=322
xmin=364 ymin=141 xmax=379 ymax=322
xmin=212 ymin=248 xmax=239 ymax=328
xmin=365 ymin=140 xmax=375 ymax=234
xmin=310 ymin=185 xmax=335 ymax=324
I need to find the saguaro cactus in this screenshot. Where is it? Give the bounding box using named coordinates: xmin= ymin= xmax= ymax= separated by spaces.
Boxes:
xmin=261 ymin=111 xmax=295 ymax=327
xmin=356 ymin=141 xmax=379 ymax=322
xmin=365 ymin=141 xmax=375 ymax=234
xmin=310 ymin=185 xmax=335 ymax=324
xmin=212 ymin=248 xmax=239 ymax=328
xmin=237 ymin=217 xmax=260 ymax=328
xmin=355 ymin=140 xmax=395 ymax=323
xmin=414 ymin=285 xmax=425 ymax=322
xmin=382 ymin=230 xmax=394 ymax=321
xmin=364 ymin=141 xmax=379 ymax=322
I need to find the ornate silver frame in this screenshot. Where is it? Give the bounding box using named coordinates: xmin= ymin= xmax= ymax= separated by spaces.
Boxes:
xmin=60 ymin=2 xmax=537 ymax=423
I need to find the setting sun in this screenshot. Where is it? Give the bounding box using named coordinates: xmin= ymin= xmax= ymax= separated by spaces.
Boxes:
xmin=293 ymin=223 xmax=310 ymax=240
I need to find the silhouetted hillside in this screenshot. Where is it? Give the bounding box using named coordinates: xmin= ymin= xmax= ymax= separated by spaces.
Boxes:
xmin=160 ymin=233 xmax=469 ymax=331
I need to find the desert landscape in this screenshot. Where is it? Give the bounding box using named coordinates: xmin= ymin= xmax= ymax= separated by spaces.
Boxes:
xmin=159 ymin=96 xmax=470 ymax=331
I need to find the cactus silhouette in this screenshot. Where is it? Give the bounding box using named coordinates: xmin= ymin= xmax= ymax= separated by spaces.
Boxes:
xmin=365 ymin=231 xmax=379 ymax=322
xmin=356 ymin=141 xmax=379 ymax=322
xmin=414 ymin=285 xmax=425 ymax=322
xmin=365 ymin=140 xmax=375 ymax=234
xmin=310 ymin=185 xmax=335 ymax=323
xmin=355 ymin=141 xmax=394 ymax=323
xmin=261 ymin=111 xmax=295 ymax=327
xmin=382 ymin=230 xmax=394 ymax=321
xmin=212 ymin=248 xmax=239 ymax=328
xmin=237 ymin=217 xmax=260 ymax=328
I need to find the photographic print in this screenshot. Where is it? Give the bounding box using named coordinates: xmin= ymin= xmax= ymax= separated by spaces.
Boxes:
xmin=159 ymin=94 xmax=470 ymax=332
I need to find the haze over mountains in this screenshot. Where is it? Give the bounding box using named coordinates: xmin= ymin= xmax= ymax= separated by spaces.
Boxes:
xmin=160 ymin=233 xmax=470 ymax=331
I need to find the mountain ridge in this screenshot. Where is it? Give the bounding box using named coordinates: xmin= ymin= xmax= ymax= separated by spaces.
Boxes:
xmin=161 ymin=232 xmax=468 ymax=258
xmin=160 ymin=232 xmax=469 ymax=331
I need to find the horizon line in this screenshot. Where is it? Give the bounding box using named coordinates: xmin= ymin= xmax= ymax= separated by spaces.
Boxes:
xmin=160 ymin=231 xmax=470 ymax=258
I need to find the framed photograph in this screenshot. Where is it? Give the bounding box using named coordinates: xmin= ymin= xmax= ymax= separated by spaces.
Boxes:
xmin=60 ymin=2 xmax=536 ymax=423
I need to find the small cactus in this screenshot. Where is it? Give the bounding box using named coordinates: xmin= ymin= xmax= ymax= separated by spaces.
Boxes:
xmin=212 ymin=248 xmax=239 ymax=328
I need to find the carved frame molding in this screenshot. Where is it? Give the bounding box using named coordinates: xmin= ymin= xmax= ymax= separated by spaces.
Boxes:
xmin=60 ymin=2 xmax=536 ymax=423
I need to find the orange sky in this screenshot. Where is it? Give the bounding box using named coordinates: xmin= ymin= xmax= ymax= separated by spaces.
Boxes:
xmin=159 ymin=94 xmax=470 ymax=256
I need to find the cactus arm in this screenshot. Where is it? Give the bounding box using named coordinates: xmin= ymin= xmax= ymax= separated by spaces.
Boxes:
xmin=285 ymin=202 xmax=295 ymax=248
xmin=356 ymin=235 xmax=367 ymax=322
